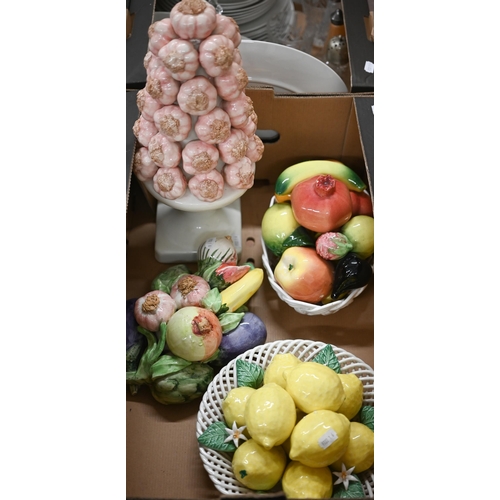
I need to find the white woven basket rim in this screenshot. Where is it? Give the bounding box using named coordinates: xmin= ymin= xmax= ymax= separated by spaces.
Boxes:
xmin=261 ymin=196 xmax=370 ymax=316
xmin=196 ymin=339 xmax=374 ymax=498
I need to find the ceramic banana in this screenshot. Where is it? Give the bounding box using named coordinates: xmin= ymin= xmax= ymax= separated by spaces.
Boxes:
xmin=220 ymin=268 xmax=264 ymax=312
xmin=274 ymin=160 xmax=367 ymax=195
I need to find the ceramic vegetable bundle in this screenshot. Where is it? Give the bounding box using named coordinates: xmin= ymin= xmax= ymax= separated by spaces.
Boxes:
xmin=132 ymin=0 xmax=264 ymax=202
xmin=261 ymin=160 xmax=374 ymax=306
xmin=126 ymin=236 xmax=267 ymax=405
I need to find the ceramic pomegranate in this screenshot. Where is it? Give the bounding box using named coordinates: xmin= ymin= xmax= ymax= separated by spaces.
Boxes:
xmin=291 ymin=174 xmax=352 ymax=233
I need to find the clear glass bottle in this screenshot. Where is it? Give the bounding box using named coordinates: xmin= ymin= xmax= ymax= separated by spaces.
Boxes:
xmin=326 ymin=9 xmax=348 ymax=67
xmin=326 ymin=8 xmax=349 ymax=85
xmin=328 ymin=8 xmax=346 ymax=39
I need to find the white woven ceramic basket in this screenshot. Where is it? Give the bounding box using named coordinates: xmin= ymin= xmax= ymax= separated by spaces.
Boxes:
xmin=196 ymin=339 xmax=375 ymax=498
xmin=261 ymin=197 xmax=370 ymax=315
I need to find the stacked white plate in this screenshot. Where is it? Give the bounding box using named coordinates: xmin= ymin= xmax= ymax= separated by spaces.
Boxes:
xmin=154 ymin=0 xmax=295 ymax=42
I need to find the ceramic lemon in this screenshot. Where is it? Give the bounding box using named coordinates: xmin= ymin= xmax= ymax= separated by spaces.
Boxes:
xmin=222 ymin=386 xmax=256 ymax=428
xmin=263 ymin=352 xmax=302 ymax=388
xmin=285 ymin=361 xmax=345 ymax=414
xmin=232 ymin=439 xmax=287 ymax=491
xmin=244 ymin=382 xmax=296 ymax=450
xmin=289 ymin=410 xmax=350 ymax=468
xmin=281 ymin=461 xmax=333 ymax=499
xmin=281 ymin=408 xmax=306 ymax=456
xmin=331 ymin=422 xmax=374 ymax=473
xmin=336 ymin=373 xmax=364 ymax=420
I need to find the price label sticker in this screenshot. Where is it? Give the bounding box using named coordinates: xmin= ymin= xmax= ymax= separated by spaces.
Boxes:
xmin=231 ymin=233 xmax=241 ymax=249
xmin=204 ymin=238 xmax=216 ymax=249
xmin=317 ymin=429 xmax=338 ymax=449
xmin=364 ymin=61 xmax=374 ymax=73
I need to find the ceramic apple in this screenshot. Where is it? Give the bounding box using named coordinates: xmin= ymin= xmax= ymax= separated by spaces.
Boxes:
xmin=273 ymin=247 xmax=334 ymax=303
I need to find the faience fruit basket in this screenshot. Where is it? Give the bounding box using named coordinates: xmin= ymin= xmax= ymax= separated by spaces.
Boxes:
xmin=262 ymin=198 xmax=371 ymax=316
xmin=196 ymin=339 xmax=374 ymax=497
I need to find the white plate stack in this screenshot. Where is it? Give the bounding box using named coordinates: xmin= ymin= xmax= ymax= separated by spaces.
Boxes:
xmin=154 ymin=0 xmax=295 ymax=41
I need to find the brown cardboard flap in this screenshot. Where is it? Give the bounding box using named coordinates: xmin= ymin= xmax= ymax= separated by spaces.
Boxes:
xmin=246 ymin=89 xmax=368 ymax=185
xmin=126 ymin=8 xmax=134 ymax=39
xmin=365 ymin=11 xmax=374 ymax=42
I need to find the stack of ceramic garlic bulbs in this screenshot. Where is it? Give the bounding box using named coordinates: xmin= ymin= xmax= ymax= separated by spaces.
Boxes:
xmin=132 ymin=0 xmax=264 ymax=203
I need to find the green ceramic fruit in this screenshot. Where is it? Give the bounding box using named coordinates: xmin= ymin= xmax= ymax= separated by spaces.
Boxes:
xmin=261 ymin=202 xmax=300 ymax=257
xmin=340 ymin=215 xmax=374 ymax=259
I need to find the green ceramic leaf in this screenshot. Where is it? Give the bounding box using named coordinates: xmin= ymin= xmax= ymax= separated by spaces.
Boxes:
xmin=201 ymin=287 xmax=223 ymax=314
xmin=150 ymin=354 xmax=192 ymax=379
xmin=332 ymin=474 xmax=365 ymax=498
xmin=197 ymin=421 xmax=236 ymax=453
xmin=219 ymin=312 xmax=245 ymax=334
xmin=234 ymin=304 xmax=248 ymax=314
xmin=312 ymin=344 xmax=341 ymax=373
xmin=236 ymin=359 xmax=264 ymax=388
xmin=282 ymin=226 xmax=316 ymax=249
xmin=359 ymin=405 xmax=374 ymax=431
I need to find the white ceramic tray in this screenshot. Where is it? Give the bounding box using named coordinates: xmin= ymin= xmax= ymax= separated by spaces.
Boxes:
xmin=196 ymin=339 xmax=374 ymax=497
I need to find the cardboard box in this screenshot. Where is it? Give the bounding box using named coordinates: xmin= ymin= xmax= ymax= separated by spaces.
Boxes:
xmin=126 ymin=89 xmax=374 ymax=499
xmin=354 ymin=95 xmax=374 ymax=196
xmin=126 ymin=0 xmax=156 ymax=89
xmin=343 ymin=0 xmax=375 ymax=92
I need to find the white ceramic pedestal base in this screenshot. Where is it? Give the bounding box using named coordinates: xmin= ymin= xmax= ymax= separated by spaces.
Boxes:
xmin=155 ymin=199 xmax=242 ymax=263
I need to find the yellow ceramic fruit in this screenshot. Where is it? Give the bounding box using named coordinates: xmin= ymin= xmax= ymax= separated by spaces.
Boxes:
xmin=336 ymin=373 xmax=364 ymax=420
xmin=340 ymin=215 xmax=374 ymax=260
xmin=222 ymin=386 xmax=256 ymax=428
xmin=263 ymin=353 xmax=302 ymax=388
xmin=281 ymin=408 xmax=306 ymax=456
xmin=289 ymin=410 xmax=350 ymax=468
xmin=261 ymin=202 xmax=301 ymax=257
xmin=285 ymin=362 xmax=345 ymax=414
xmin=331 ymin=422 xmax=374 ymax=473
xmin=232 ymin=439 xmax=287 ymax=491
xmin=244 ymin=382 xmax=296 ymax=450
xmin=281 ymin=461 xmax=333 ymax=499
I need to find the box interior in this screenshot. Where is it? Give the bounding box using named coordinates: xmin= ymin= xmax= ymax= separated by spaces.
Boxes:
xmin=126 ymin=89 xmax=374 ymax=499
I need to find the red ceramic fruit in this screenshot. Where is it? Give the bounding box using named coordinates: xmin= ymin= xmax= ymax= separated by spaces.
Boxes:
xmin=349 ymin=190 xmax=373 ymax=217
xmin=291 ymin=174 xmax=352 ymax=233
xmin=273 ymin=246 xmax=334 ymax=304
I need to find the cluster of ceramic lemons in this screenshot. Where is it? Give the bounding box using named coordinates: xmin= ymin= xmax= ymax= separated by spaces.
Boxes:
xmin=221 ymin=353 xmax=374 ymax=498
